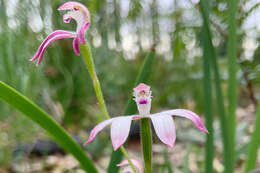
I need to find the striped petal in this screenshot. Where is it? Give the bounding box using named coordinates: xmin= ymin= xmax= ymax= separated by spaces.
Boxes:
xmin=30 ymin=30 xmax=76 ymax=62
xmin=72 ymin=37 xmax=80 ymax=55
xmin=111 ymin=116 xmax=132 ymax=150
xmin=35 ymin=33 xmax=76 ymax=65
xmin=154 ymin=109 xmax=208 ymax=133
xmin=150 ymin=114 xmax=176 ymax=147
xmin=78 ymin=22 xmax=90 ymax=44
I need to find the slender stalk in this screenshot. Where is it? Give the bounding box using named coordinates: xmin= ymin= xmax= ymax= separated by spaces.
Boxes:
xmin=227 ymin=0 xmax=238 ymax=170
xmin=201 ymin=22 xmax=214 ymax=172
xmin=80 ymin=43 xmax=110 ymax=119
xmin=140 ymin=118 xmax=152 ymax=173
xmin=120 ymin=147 xmax=138 ymax=173
xmin=80 ymin=43 xmax=136 ymax=172
xmin=244 ymin=101 xmax=260 ymax=172
xmin=199 ymin=1 xmax=233 ymax=172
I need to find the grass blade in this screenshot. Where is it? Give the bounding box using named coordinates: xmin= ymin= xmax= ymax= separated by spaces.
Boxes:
xmin=227 ymin=0 xmax=238 ymax=170
xmin=199 ymin=1 xmax=232 ymax=172
xmin=200 ymin=18 xmax=214 ymax=172
xmin=107 ymin=49 xmax=155 ymax=173
xmin=244 ymin=101 xmax=260 ymax=172
xmin=0 ymin=81 xmax=98 ymax=173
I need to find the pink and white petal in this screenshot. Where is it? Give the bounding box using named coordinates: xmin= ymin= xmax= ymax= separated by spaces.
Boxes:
xmin=111 ymin=116 xmax=132 ymax=150
xmin=35 ymin=34 xmax=76 ymax=65
xmin=58 ymin=1 xmax=86 ymax=11
xmin=72 ymin=37 xmax=80 ymax=55
xmin=30 ymin=30 xmax=76 ymax=62
xmin=84 ymin=118 xmax=115 ymax=145
xmin=150 ymin=114 xmax=176 ymax=147
xmin=117 ymin=159 xmax=144 ymax=173
xmin=78 ymin=22 xmax=90 ymax=44
xmin=156 ymin=109 xmax=208 ymax=133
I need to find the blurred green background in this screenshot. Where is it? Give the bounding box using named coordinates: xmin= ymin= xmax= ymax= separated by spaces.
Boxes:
xmin=0 ymin=0 xmax=260 ymax=172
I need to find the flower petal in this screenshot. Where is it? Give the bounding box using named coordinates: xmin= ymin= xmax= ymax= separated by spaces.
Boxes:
xmin=35 ymin=33 xmax=76 ymax=65
xmin=84 ymin=118 xmax=115 ymax=145
xmin=155 ymin=109 xmax=208 ymax=133
xmin=150 ymin=114 xmax=176 ymax=147
xmin=58 ymin=1 xmax=88 ymax=11
xmin=117 ymin=159 xmax=144 ymax=173
xmin=78 ymin=22 xmax=90 ymax=44
xmin=111 ymin=116 xmax=132 ymax=150
xmin=30 ymin=30 xmax=76 ymax=62
xmin=72 ymin=37 xmax=80 ymax=56
xmin=58 ymin=2 xmax=90 ymax=35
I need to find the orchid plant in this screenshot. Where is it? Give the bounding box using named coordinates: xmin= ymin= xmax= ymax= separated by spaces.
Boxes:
xmin=27 ymin=1 xmax=207 ymax=173
xmin=85 ymin=83 xmax=208 ymax=149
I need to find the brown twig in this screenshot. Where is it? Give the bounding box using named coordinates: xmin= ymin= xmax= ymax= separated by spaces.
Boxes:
xmin=210 ymin=19 xmax=228 ymax=39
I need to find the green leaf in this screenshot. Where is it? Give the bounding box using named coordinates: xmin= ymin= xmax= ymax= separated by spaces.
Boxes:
xmin=107 ymin=49 xmax=155 ymax=173
xmin=227 ymin=0 xmax=238 ymax=170
xmin=0 ymin=81 xmax=98 ymax=173
xmin=200 ymin=21 xmax=214 ymax=172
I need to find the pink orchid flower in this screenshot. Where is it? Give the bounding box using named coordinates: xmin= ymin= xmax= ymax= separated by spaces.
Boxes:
xmin=117 ymin=159 xmax=144 ymax=173
xmin=30 ymin=1 xmax=90 ymax=65
xmin=84 ymin=83 xmax=208 ymax=150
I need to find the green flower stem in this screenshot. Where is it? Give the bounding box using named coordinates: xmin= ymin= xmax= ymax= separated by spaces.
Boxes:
xmin=140 ymin=118 xmax=152 ymax=173
xmin=80 ymin=43 xmax=110 ymax=119
xmin=80 ymin=43 xmax=136 ymax=172
xmin=244 ymin=101 xmax=260 ymax=172
xmin=120 ymin=147 xmax=138 ymax=173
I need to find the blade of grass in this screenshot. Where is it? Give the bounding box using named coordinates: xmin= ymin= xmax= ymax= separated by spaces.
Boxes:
xmin=0 ymin=81 xmax=98 ymax=173
xmin=227 ymin=0 xmax=238 ymax=170
xmin=183 ymin=145 xmax=191 ymax=173
xmin=107 ymin=49 xmax=155 ymax=173
xmin=244 ymin=101 xmax=260 ymax=172
xmin=199 ymin=1 xmax=233 ymax=172
xmin=200 ymin=20 xmax=214 ymax=172
xmin=163 ymin=148 xmax=173 ymax=173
